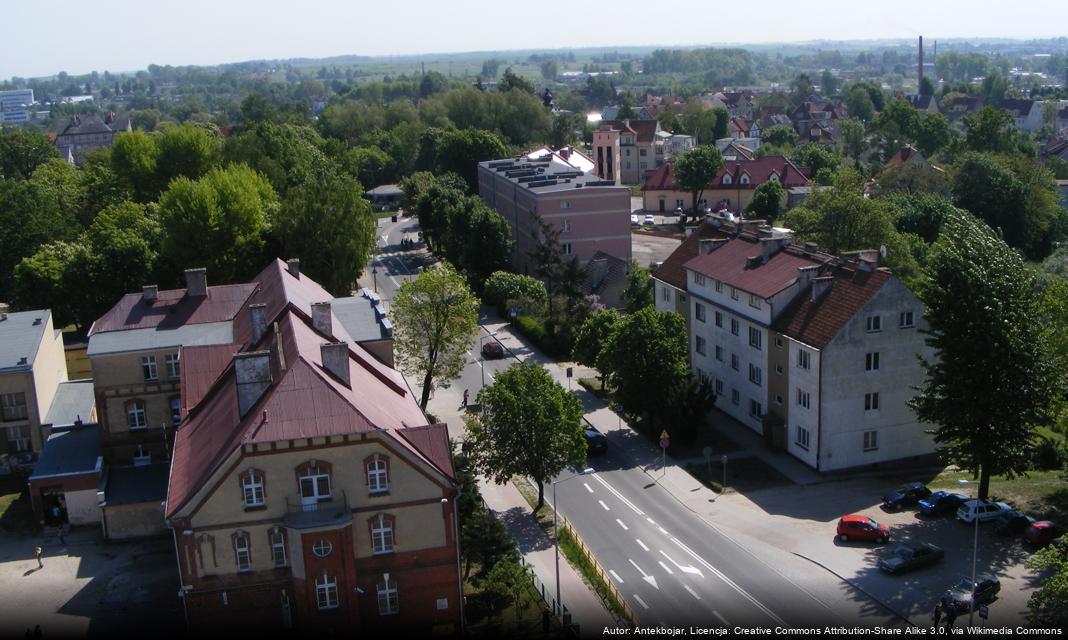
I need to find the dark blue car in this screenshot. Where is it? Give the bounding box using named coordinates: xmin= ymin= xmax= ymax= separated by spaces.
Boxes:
xmin=882 ymin=482 xmax=932 ymax=510
xmin=919 ymin=491 xmax=968 ymax=517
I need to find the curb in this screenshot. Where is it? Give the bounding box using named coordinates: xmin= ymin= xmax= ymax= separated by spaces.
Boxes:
xmin=789 ymin=551 xmax=917 ymax=628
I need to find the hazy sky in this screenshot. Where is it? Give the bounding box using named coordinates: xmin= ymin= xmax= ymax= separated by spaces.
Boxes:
xmin=4 ymin=0 xmax=1068 ymax=80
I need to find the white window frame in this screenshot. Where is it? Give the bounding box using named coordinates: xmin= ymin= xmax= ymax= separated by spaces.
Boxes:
xmin=313 ymin=539 xmax=333 ymax=558
xmin=127 ymin=400 xmax=147 ymax=430
xmin=715 ymin=280 xmax=723 ymax=293
xmin=6 ymin=424 xmax=31 ymax=452
xmin=865 ymin=392 xmax=880 ymax=412
xmin=165 ymin=353 xmax=180 ymax=378
xmin=714 ymin=379 xmax=724 ymax=395
xmin=661 ymin=286 xmax=671 ymax=302
xmin=133 ymin=445 xmax=151 ymax=466
xmin=865 ymin=352 xmax=880 ymax=371
xmin=367 ymin=456 xmax=389 ymax=494
xmin=378 ymin=576 xmax=399 ymax=616
xmin=748 ymin=326 xmax=762 ymax=350
xmin=863 ymin=430 xmax=879 ymax=451
xmin=739 ymin=173 xmax=750 ymax=185
xmin=722 ymin=174 xmax=733 ymax=185
xmin=695 ymin=303 xmax=706 ymax=323
xmin=170 ymin=397 xmax=181 ymax=425
xmin=562 ymin=220 xmax=572 ymax=233
xmin=560 ymin=200 xmax=572 ymax=210
xmin=730 ymin=286 xmax=739 ymax=301
xmin=798 ymin=348 xmax=811 ymax=370
xmin=371 ymin=514 xmax=394 ymax=555
xmin=695 ymin=336 xmax=707 ymax=356
xmin=749 ymin=294 xmax=761 ymax=309
xmin=865 ymin=316 xmax=882 ymax=333
xmin=242 ymin=470 xmax=265 ymax=508
xmin=270 ymin=529 xmax=287 ymax=567
xmin=317 ymin=574 xmax=339 ymax=610
xmin=899 ymin=311 xmax=915 ymax=328
xmin=141 ymin=355 xmax=158 ymax=381
xmin=749 ymin=399 xmax=762 ymax=419
xmin=300 ymin=472 xmax=332 ymax=502
xmin=562 ymin=243 xmax=572 ymax=256
xmin=748 ymin=364 xmax=762 ymax=386
xmin=694 ymin=272 xmax=706 ymax=286
xmin=1 ymin=392 xmax=28 ymax=421
xmin=235 ymin=535 xmax=251 ymax=572
xmin=796 ymin=426 xmax=810 ymax=450
xmin=730 ymin=318 xmax=739 ymax=336
xmin=797 ymin=389 xmax=810 ymax=409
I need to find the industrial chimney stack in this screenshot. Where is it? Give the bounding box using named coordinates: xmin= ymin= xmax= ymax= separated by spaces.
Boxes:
xmin=918 ymin=36 xmax=924 ymax=85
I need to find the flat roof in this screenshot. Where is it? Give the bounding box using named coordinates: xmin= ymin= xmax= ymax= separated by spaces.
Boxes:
xmin=479 ymin=158 xmax=628 ymax=195
xmin=29 ymin=425 xmax=101 ymax=481
xmin=0 ymin=310 xmax=50 ymax=371
xmin=104 ymin=463 xmax=169 ymax=506
xmin=87 ymin=321 xmax=234 ymax=356
xmin=43 ymin=380 xmax=96 ymax=426
xmin=333 ymin=291 xmax=391 ymax=342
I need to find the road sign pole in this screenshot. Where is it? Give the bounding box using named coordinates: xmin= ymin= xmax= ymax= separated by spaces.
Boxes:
xmin=659 ymin=431 xmax=670 ymax=478
xmin=721 ymin=455 xmax=728 ymax=493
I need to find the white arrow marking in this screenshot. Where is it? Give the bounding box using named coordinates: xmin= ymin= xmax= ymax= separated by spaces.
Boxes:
xmin=583 ymin=483 xmax=593 ymax=493
xmin=598 ymin=500 xmax=610 ymax=511
xmin=633 ymin=594 xmax=650 ymax=609
xmin=660 ymin=549 xmax=704 ymax=578
xmin=657 ymin=560 xmax=674 ymax=575
xmin=670 ymin=537 xmax=785 ymax=626
xmin=616 ymin=518 xmax=629 ymax=531
xmin=635 ymin=538 xmax=649 ymax=551
xmin=627 ymin=559 xmax=659 ymax=590
xmin=684 ymin=585 xmax=701 ymax=600
xmin=609 ymin=570 xmax=624 ymax=584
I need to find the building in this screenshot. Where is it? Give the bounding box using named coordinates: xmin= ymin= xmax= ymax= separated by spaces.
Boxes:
xmin=53 ymin=112 xmax=131 ymax=164
xmin=592 ymin=119 xmax=663 ymax=184
xmin=653 ymin=221 xmax=734 ymax=332
xmin=478 ymin=147 xmax=632 ymax=275
xmin=677 ymin=225 xmax=933 ymax=472
xmin=164 ymin=291 xmax=459 ymax=633
xmin=0 ymin=310 xmax=68 ymax=466
xmin=27 ymin=381 xmax=98 ymax=527
xmin=365 ymin=184 xmax=403 ymax=211
xmin=641 ymin=156 xmax=809 ymax=214
xmin=0 ymin=89 xmax=34 ymax=125
xmin=997 ymin=99 xmax=1043 ymax=132
xmin=906 ymin=95 xmax=939 ymax=114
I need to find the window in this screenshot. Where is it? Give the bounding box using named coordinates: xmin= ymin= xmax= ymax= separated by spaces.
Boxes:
xmin=749 ymin=399 xmax=762 ymax=419
xmin=748 ymin=364 xmax=762 ymax=386
xmin=562 ymin=220 xmax=572 ymax=234
xmin=730 ymin=318 xmax=739 ymax=336
xmin=715 ymin=280 xmax=723 ymax=293
xmin=899 ymin=311 xmax=915 ymax=328
xmin=731 ymin=389 xmax=740 ymax=405
xmin=748 ymin=327 xmax=762 ymax=350
xmin=625 ymin=149 xmax=631 ymax=156
xmin=316 ymin=575 xmax=339 ymax=610
xmin=749 ymin=294 xmax=761 ymax=309
xmin=562 ymin=243 xmax=572 ymax=256
xmin=715 ymin=345 xmax=724 ymax=361
xmin=234 ymin=532 xmax=251 ymax=572
xmin=775 ymin=337 xmax=784 ymax=349
xmin=141 ymin=355 xmax=158 ymax=381
xmin=863 ymin=431 xmax=879 ymax=451
xmin=661 ymin=286 xmax=671 ymax=302
xmin=378 ymin=575 xmax=399 ymax=615
xmin=865 ymin=316 xmax=882 ymax=333
xmin=695 ymin=303 xmax=706 ymax=323
xmin=769 ymin=172 xmax=780 ymax=181
xmin=731 ymin=354 xmax=740 ymax=371
xmin=639 ymin=148 xmax=648 ymax=156
xmin=165 ymin=353 xmax=180 ymax=378
xmin=739 ymin=173 xmax=750 ymax=185
xmin=676 ymin=199 xmax=685 ymax=209
xmin=299 ymin=464 xmax=332 ymax=502
xmin=625 ymin=161 xmax=631 ymax=169
xmin=730 ymin=286 xmax=739 ymax=301
xmin=796 ymin=426 xmax=810 ymax=450
xmin=714 ymin=311 xmax=723 ymax=327
xmin=714 ymin=379 xmax=723 ymax=395
xmin=366 ymin=454 xmax=389 ymax=494
xmin=722 ymin=174 xmax=733 ymax=185
xmin=1 ymin=392 xmax=28 ymax=421
xmin=865 ymin=352 xmax=880 ymax=371
xmin=640 ymin=161 xmax=647 ymax=169
xmin=865 ymin=392 xmax=880 ymax=411
xmin=797 ymin=348 xmax=811 ymax=370
xmin=693 ymin=272 xmax=706 ymax=286
xmin=5 ymin=425 xmax=31 ymax=452
xmin=797 ymin=389 xmax=811 ymax=409
xmin=170 ymin=397 xmax=181 ymax=425
xmin=695 ymin=336 xmax=707 ymax=356
xmin=270 ymin=529 xmax=287 ymax=567
xmin=242 ymin=469 xmax=265 ymax=508
xmin=371 ymin=514 xmax=395 ymax=554
xmin=775 ymin=395 xmax=783 ymax=405
xmin=133 ymin=445 xmax=151 ymax=466
xmin=127 ymin=400 xmax=146 ymax=430
xmin=313 ymin=539 xmax=333 ymax=558
xmin=560 ymin=200 xmax=572 ymax=209
xmin=775 ymin=364 xmax=783 ymax=375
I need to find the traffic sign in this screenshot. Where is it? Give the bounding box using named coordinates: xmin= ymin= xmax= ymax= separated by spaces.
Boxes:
xmin=721 ymin=455 xmax=728 ymax=464
xmin=659 ymin=438 xmax=670 ymax=449
xmin=660 ymin=430 xmax=669 ymax=440
xmin=978 ymin=605 xmax=988 ymax=620
xmin=566 ymin=367 xmax=573 ymax=378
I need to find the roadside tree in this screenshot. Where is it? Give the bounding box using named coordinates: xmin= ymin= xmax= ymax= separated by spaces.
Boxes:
xmin=673 ymin=145 xmax=724 ymax=218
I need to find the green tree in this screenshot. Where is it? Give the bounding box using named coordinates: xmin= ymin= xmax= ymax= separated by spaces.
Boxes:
xmin=0 ymin=179 xmax=80 ymax=299
xmin=821 ymin=69 xmax=838 ymax=96
xmin=240 ymin=92 xmax=277 ymax=125
xmin=918 ymin=76 xmax=935 ymax=97
xmin=274 ymin=172 xmax=376 ymax=296
xmin=845 ymin=85 xmax=875 ymax=123
xmin=571 ymin=309 xmax=622 ymax=389
xmin=462 ymin=508 xmax=517 ymax=583
xmin=110 ymin=130 xmax=160 ymax=202
xmin=963 ymin=107 xmax=1014 ymax=153
xmin=483 ymin=271 xmax=547 ymax=315
xmin=673 ymin=145 xmax=725 ymax=216
xmin=909 ymin=209 xmax=1060 ymax=500
xmin=467 ymin=361 xmax=586 ymax=510
xmin=155 ymin=124 xmax=220 ymax=187
xmin=621 ymin=262 xmax=654 ymax=313
xmin=481 ymin=59 xmax=502 ymax=79
xmin=498 ymin=68 xmax=535 ymax=94
xmin=391 ymin=263 xmax=480 ymax=410
xmin=882 ymin=192 xmax=958 ymax=243
xmin=483 ymin=553 xmax=528 ymax=620
xmin=435 ymin=128 xmax=508 ymax=193
xmin=662 ymin=376 xmax=717 ymax=444
xmin=837 ymin=118 xmax=868 ymax=163
xmin=540 ymin=60 xmax=558 ymax=82
xmin=157 ymin=164 xmax=277 ymax=284
xmin=81 ymin=201 xmax=162 ymax=322
xmin=915 ymin=112 xmax=952 ymax=157
xmin=745 ymin=180 xmax=785 ymax=222
xmin=0 ymin=130 xmax=57 ymax=179
xmin=791 ymin=143 xmax=842 ymax=178
xmin=12 ymin=242 xmax=87 ymax=329
xmin=761 ymin=124 xmax=798 ymax=148
xmin=456 ymin=200 xmax=514 ymax=285
xmin=1026 ymin=540 xmax=1068 ymax=628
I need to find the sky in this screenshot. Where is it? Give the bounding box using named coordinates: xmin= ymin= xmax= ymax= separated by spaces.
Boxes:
xmin=3 ymin=0 xmax=1068 ymax=80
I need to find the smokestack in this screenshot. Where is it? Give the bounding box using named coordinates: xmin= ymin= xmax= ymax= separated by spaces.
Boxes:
xmin=287 ymin=258 xmax=300 ymax=278
xmin=918 ymin=36 xmax=924 ymax=85
xmin=184 ymin=268 xmax=207 ymax=297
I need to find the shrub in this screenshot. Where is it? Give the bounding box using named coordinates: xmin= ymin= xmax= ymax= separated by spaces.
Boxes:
xmin=1032 ymin=435 xmax=1067 ymax=471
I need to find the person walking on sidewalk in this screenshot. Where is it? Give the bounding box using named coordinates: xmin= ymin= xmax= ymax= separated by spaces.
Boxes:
xmin=462 ymin=389 xmax=469 ymax=409
xmin=34 ymin=546 xmax=43 ymax=569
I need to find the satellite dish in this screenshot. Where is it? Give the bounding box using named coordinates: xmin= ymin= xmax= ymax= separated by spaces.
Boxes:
xmin=879 ymin=245 xmax=888 ymax=258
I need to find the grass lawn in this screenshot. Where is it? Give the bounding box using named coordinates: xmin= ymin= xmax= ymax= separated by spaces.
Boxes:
xmin=927 ymin=467 xmax=1068 ymax=524
xmin=463 ymin=571 xmax=554 ymax=637
xmin=0 ymin=476 xmax=37 ymax=536
xmin=686 ymin=456 xmax=794 ymax=493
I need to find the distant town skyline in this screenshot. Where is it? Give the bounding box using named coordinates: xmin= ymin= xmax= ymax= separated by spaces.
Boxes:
xmin=3 ymin=0 xmax=1068 ymax=80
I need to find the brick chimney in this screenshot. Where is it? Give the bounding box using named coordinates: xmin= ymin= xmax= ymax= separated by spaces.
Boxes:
xmin=184 ymin=268 xmax=207 ymax=297
xmin=142 ymin=285 xmax=158 ymax=303
xmin=287 ymin=258 xmax=301 ymax=278
xmin=811 ymin=276 xmax=835 ymax=303
xmin=311 ymin=301 xmax=332 ymax=337
xmin=320 ymin=342 xmax=350 ymax=386
xmin=234 ymin=351 xmax=272 ymax=417
xmin=249 ymin=304 xmax=268 ymax=344
xmin=795 ymin=265 xmax=819 ymax=293
xmin=760 ymin=237 xmax=785 ymax=263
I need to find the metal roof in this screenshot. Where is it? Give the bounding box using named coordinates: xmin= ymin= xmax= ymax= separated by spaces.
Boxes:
xmin=104 ymin=463 xmax=169 ymax=506
xmin=0 ymin=310 xmax=50 ymax=371
xmin=332 ymin=292 xmax=391 ymax=342
xmin=43 ymin=380 xmax=96 ymax=426
xmin=87 ymin=322 xmax=234 ymax=356
xmin=29 ymin=425 xmax=101 ymax=481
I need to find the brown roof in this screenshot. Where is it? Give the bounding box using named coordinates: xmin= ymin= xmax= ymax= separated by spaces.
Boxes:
xmin=772 ymin=268 xmax=892 ymax=348
xmin=89 ymin=283 xmax=258 ymax=335
xmin=601 ymin=119 xmax=659 ymax=144
xmin=178 ymin=342 xmax=241 ymax=413
xmin=652 ymin=224 xmax=733 ymax=290
xmin=642 ymin=157 xmax=809 ymax=192
xmin=884 ymin=145 xmax=924 ymax=171
xmin=683 ymin=236 xmax=827 ymax=299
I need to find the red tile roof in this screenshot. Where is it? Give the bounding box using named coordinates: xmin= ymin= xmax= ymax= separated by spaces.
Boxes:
xmin=652 ymin=224 xmax=733 ymax=290
xmin=601 ymin=119 xmax=659 ymax=144
xmin=89 ymin=283 xmax=258 ymax=335
xmin=642 ymin=157 xmax=809 ymax=192
xmin=884 ymin=145 xmax=924 ymax=171
xmin=772 ymin=268 xmax=892 ymax=348
xmin=683 ymin=236 xmax=826 ymax=299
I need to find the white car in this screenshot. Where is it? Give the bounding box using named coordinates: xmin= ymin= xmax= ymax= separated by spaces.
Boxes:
xmin=630 ymin=214 xmax=639 ymax=226
xmin=643 ymin=214 xmax=656 ymax=226
xmin=957 ymin=499 xmax=1013 ymax=524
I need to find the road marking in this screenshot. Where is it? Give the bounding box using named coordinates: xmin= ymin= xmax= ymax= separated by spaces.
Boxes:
xmin=660 ymin=549 xmax=704 ymax=578
xmin=592 ymin=475 xmax=645 ymax=516
xmin=647 ymin=517 xmax=656 ymax=525
xmin=609 ymin=570 xmax=623 ymax=584
xmin=684 ymin=585 xmax=701 ymax=600
xmin=598 ymin=500 xmax=610 ymax=511
xmin=616 ymin=518 xmax=629 ymax=531
xmin=633 ymin=594 xmax=650 ymax=609
xmin=584 ymin=483 xmax=593 ymax=493
xmin=635 ymin=539 xmax=649 ymax=551
xmin=670 ymin=536 xmax=785 ymax=626
xmin=627 ymin=559 xmax=659 ymax=590
xmin=657 ymin=560 xmax=674 ymax=575
xmin=714 ymin=610 xmax=729 ymax=626
xmin=658 ymin=526 xmax=668 ymax=535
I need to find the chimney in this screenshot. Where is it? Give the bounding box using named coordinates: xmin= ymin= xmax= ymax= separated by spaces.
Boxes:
xmin=918 ymin=36 xmax=924 ymax=84
xmin=142 ymin=285 xmax=158 ymax=303
xmin=320 ymin=342 xmax=350 ymax=386
xmin=249 ymin=304 xmax=268 ymax=344
xmin=287 ymin=258 xmax=301 ymax=278
xmin=746 ymin=256 xmax=762 ymax=269
xmin=803 ymin=242 xmax=819 ymax=254
xmin=760 ymin=237 xmax=783 ymax=263
xmin=184 ymin=268 xmax=207 ymax=297
xmin=811 ymin=276 xmax=835 ymax=303
xmin=698 ymin=239 xmax=715 ymax=255
xmin=795 ymin=265 xmax=819 ymax=293
xmin=311 ymin=301 xmax=333 ymax=337
xmin=234 ymin=352 xmax=272 ymax=417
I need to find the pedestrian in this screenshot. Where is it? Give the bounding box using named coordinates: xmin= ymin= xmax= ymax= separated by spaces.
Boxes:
xmin=34 ymin=546 xmax=42 ymax=569
xmin=932 ymin=602 xmax=943 ymax=628
xmin=541 ymin=606 xmax=552 ymax=633
xmin=944 ymin=603 xmax=957 ymax=629
xmin=462 ymin=389 xmax=469 ymax=408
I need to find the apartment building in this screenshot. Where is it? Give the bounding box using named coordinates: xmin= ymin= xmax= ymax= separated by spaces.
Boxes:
xmin=681 ymin=230 xmax=934 ymax=472
xmin=0 ymin=89 xmax=34 ymax=125
xmin=53 ymin=112 xmax=131 ymax=164
xmin=0 ymin=310 xmax=68 ymax=464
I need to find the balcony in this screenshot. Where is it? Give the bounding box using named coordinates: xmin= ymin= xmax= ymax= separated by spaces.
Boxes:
xmin=283 ymin=491 xmax=352 ymax=530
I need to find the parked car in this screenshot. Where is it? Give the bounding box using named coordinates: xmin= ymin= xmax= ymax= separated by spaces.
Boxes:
xmin=643 ymin=214 xmax=656 ymax=226
xmin=630 ymin=214 xmax=640 ymax=226
xmin=882 ymin=482 xmax=932 ymax=510
xmin=836 ymin=514 xmax=890 ymax=543
xmin=918 ymin=491 xmax=968 ymax=517
xmin=584 ymin=427 xmax=607 ymax=456
xmin=957 ymin=500 xmax=1013 ymax=524
xmin=994 ymin=510 xmax=1035 ymax=537
xmin=940 ymin=575 xmax=1001 ymax=613
xmin=1024 ymin=521 xmax=1062 ymax=548
xmin=878 ymin=543 xmax=944 ymax=574
xmin=481 ymin=341 xmax=505 ymax=359
xmin=670 ymin=206 xmax=684 ymax=216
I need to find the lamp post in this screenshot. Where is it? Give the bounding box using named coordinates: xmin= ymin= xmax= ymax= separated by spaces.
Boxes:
xmin=959 ymin=479 xmax=980 ymax=627
xmin=478 ymin=331 xmax=499 ymax=390
xmin=553 ymin=467 xmax=594 ymax=621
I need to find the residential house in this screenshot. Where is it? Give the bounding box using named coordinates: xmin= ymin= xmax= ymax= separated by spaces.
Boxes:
xmin=997 ymin=99 xmax=1043 ymax=132
xmin=0 ymin=310 xmax=68 ymax=464
xmin=906 ymin=94 xmax=939 ymax=114
xmin=882 ymin=145 xmax=929 ymax=172
xmin=164 ymin=292 xmax=459 ymax=633
xmin=728 ymin=117 xmax=761 ymax=140
xmin=53 ymin=112 xmax=131 ymax=164
xmin=944 ymin=96 xmax=983 ymax=121
xmin=717 ymin=141 xmax=756 ymax=161
xmin=27 ymin=381 xmax=98 ymax=526
xmin=600 ymin=105 xmax=655 ymax=121
xmin=641 ymin=156 xmax=809 ymax=214
xmin=365 ymin=185 xmax=403 ymax=211
xmin=679 ymin=227 xmax=934 ymax=471
xmin=596 ymin=119 xmax=663 ymax=184
xmin=652 ymin=222 xmax=734 ymax=334
xmin=478 ymin=147 xmax=632 ymax=275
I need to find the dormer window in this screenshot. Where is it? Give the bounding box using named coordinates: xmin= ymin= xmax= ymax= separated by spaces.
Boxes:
xmin=722 ymin=174 xmax=733 ymax=185
xmin=739 ymin=173 xmax=750 ymax=185
xmin=769 ymin=172 xmax=780 ymax=182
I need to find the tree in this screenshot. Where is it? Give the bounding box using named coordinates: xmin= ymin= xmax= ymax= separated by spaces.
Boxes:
xmin=912 ymin=112 xmax=952 ymax=158
xmin=919 ymin=76 xmax=935 ymax=97
xmin=845 ymin=85 xmax=875 ymax=123
xmin=110 ymin=130 xmax=160 ymax=202
xmin=540 ymin=60 xmax=558 ymax=82
xmin=240 ymin=93 xmax=276 ymax=125
xmin=821 ymin=70 xmax=838 ymax=96
xmin=837 ymin=118 xmax=868 ymax=163
xmin=791 ymin=144 xmax=842 ymax=178
xmin=434 ymin=128 xmax=508 ymax=193
xmin=483 ymin=271 xmax=547 ymax=315
xmin=498 ymin=68 xmax=535 ymax=94
xmin=481 ymin=59 xmax=501 ymax=79
xmin=274 ymin=172 xmax=376 ymax=296
xmin=1026 ymin=541 xmax=1068 ymax=628
xmin=467 ymin=361 xmax=586 ymax=510
xmin=80 ymin=201 xmax=162 ymax=323
xmin=661 ymin=375 xmax=717 ymax=444
xmin=761 ymin=124 xmax=798 ymax=148
xmin=462 ymin=508 xmax=517 ymax=583
xmin=391 ymin=264 xmax=480 ymax=410
xmin=601 ymin=307 xmax=690 ymax=432
xmin=155 ymin=124 xmax=220 ymax=187
xmin=673 ymin=146 xmax=725 ymax=216
xmin=621 ymin=262 xmax=654 ymax=313
xmin=12 ymin=242 xmax=88 ymax=330
xmin=909 ymin=209 xmax=1059 ymax=500
xmin=874 ymin=161 xmax=951 ymax=197
xmin=882 ymin=192 xmax=958 ymax=243
xmin=483 ymin=553 xmax=528 ymax=620
xmin=873 ymin=99 xmax=921 ymax=157
xmin=746 ymin=179 xmax=785 ymax=222
xmin=571 ymin=309 xmax=622 ymax=389
xmin=456 ymin=201 xmax=514 ymax=285
xmin=963 ymin=107 xmax=1014 ymax=153
xmin=0 ymin=179 xmax=80 ymax=299
xmin=0 ymin=130 xmax=57 ymax=179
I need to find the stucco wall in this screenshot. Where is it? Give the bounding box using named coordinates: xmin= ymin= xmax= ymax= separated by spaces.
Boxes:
xmin=66 ymin=488 xmax=102 ymax=525
xmin=105 ymin=501 xmax=167 ymax=539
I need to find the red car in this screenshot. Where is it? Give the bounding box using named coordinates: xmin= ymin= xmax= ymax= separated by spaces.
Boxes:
xmin=1024 ymin=521 xmax=1062 ymax=547
xmin=837 ymin=514 xmax=890 ymax=543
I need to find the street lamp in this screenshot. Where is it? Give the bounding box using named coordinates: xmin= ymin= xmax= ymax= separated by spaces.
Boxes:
xmin=553 ymin=467 xmax=594 ymax=621
xmin=478 ymin=331 xmax=499 ymax=390
xmin=959 ymin=479 xmax=980 ymax=627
